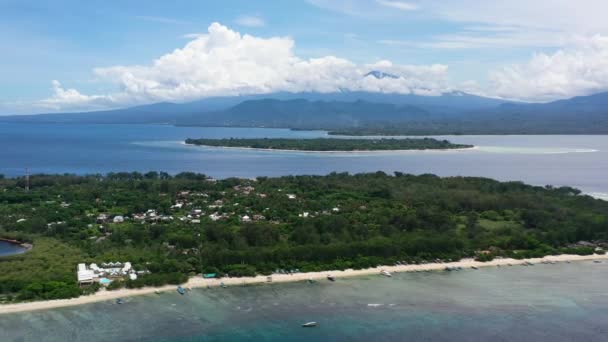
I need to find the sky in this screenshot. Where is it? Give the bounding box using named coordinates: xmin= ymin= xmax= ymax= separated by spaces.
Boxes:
xmin=2 ymin=0 xmax=608 ymax=114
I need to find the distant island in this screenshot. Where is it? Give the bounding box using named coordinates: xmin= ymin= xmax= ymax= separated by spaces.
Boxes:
xmin=184 ymin=138 xmax=473 ymax=151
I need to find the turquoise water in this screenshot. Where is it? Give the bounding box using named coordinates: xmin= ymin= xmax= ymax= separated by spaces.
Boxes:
xmin=3 ymin=261 xmax=608 ymax=341
xmin=0 ymin=241 xmax=26 ymax=257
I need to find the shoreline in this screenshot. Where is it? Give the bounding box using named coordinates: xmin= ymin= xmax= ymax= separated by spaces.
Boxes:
xmin=182 ymin=141 xmax=478 ymax=153
xmin=0 ymin=238 xmax=33 ymax=251
xmin=1 ymin=253 xmax=606 ymax=315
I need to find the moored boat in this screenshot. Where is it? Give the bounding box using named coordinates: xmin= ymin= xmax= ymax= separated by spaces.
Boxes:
xmin=302 ymin=322 xmax=317 ymax=327
xmin=327 ymin=275 xmax=335 ymax=281
xmin=177 ymin=286 xmax=185 ymax=295
xmin=380 ymin=270 xmax=392 ymax=277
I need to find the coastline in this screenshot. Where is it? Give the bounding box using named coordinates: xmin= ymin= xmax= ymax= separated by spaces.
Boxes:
xmin=182 ymin=141 xmax=478 ymax=153
xmin=1 ymin=253 xmax=606 ymax=315
xmin=0 ymin=238 xmax=33 ymax=251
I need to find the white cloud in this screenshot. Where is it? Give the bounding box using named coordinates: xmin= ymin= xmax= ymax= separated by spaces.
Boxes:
xmin=489 ymin=35 xmax=608 ymax=102
xmin=376 ymin=0 xmax=418 ymax=11
xmin=307 ymin=0 xmax=418 ymax=17
xmin=36 ymin=81 xmax=113 ymax=111
xmin=379 ymin=30 xmax=569 ymax=50
xmin=181 ymin=33 xmax=205 ymax=39
xmin=422 ymin=0 xmax=608 ymax=34
xmin=234 ymin=15 xmax=265 ymax=28
xmin=39 ymin=23 xmax=449 ymax=111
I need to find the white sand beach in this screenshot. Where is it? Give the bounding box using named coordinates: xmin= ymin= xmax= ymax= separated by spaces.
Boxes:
xmin=1 ymin=253 xmax=606 ymax=315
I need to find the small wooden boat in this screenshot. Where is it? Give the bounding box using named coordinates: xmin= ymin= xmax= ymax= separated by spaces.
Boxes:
xmin=327 ymin=275 xmax=335 ymax=282
xmin=177 ymin=286 xmax=185 ymax=295
xmin=302 ymin=322 xmax=317 ymax=327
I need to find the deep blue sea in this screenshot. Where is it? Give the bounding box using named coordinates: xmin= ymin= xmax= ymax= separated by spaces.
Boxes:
xmin=0 ymin=241 xmax=26 ymax=257
xmin=2 ymin=123 xmax=608 ymax=340
xmin=3 ymin=262 xmax=608 ymax=341
xmin=1 ymin=123 xmax=607 ymax=198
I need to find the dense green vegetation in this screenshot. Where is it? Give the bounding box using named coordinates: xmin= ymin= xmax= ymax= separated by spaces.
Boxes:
xmin=1 ymin=172 xmax=607 ymax=302
xmin=184 ymin=138 xmax=472 ymax=151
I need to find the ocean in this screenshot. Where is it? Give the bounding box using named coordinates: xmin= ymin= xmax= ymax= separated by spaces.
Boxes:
xmin=2 ymin=123 xmax=608 ymax=340
xmin=0 ymin=241 xmax=26 ymax=257
xmin=1 ymin=123 xmax=607 ymax=198
xmin=3 ymin=261 xmax=608 ymax=341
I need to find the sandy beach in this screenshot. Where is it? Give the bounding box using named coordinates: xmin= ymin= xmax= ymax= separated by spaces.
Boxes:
xmin=1 ymin=253 xmax=606 ymax=315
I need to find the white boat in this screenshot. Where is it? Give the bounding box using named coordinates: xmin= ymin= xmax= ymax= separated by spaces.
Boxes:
xmin=302 ymin=322 xmax=317 ymax=327
xmin=380 ymin=270 xmax=392 ymax=277
xmin=327 ymin=275 xmax=335 ymax=281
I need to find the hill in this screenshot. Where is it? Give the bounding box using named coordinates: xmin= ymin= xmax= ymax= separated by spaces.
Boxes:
xmin=1 ymin=90 xmax=608 ymax=134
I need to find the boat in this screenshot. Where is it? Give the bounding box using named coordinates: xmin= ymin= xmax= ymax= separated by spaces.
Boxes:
xmin=302 ymin=322 xmax=317 ymax=327
xmin=327 ymin=275 xmax=335 ymax=282
xmin=116 ymin=298 xmax=124 ymax=304
xmin=220 ymin=282 xmax=228 ymax=288
xmin=594 ymin=260 xmax=602 ymax=263
xmin=177 ymin=286 xmax=185 ymax=295
xmin=380 ymin=270 xmax=392 ymax=277
xmin=471 ymin=266 xmax=478 ymax=270
xmin=154 ymin=290 xmax=161 ymax=295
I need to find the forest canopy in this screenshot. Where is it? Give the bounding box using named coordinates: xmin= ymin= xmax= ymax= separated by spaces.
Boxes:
xmin=1 ymin=172 xmax=606 ymax=301
xmin=184 ymin=138 xmax=472 ymax=151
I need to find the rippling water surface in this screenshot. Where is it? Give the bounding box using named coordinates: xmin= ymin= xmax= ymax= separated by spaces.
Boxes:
xmin=1 ymin=123 xmax=607 ymax=196
xmin=3 ymin=262 xmax=608 ymax=341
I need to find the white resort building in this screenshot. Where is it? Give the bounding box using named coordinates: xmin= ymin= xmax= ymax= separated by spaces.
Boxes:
xmin=77 ymin=261 xmax=139 ymax=286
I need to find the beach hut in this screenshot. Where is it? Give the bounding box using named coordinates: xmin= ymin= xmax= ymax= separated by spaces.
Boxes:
xmin=77 ymin=265 xmax=94 ymax=285
xmin=121 ymin=262 xmax=132 ymax=274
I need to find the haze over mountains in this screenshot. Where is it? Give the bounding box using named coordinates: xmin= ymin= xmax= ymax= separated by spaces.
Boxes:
xmin=2 ymin=89 xmax=608 ymax=135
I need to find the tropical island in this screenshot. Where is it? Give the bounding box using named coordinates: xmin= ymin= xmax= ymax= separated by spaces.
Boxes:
xmin=1 ymin=172 xmax=607 ymax=308
xmin=184 ymin=137 xmax=473 ymax=151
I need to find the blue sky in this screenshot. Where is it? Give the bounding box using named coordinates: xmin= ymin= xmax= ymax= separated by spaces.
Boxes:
xmin=2 ymin=0 xmax=608 ymax=114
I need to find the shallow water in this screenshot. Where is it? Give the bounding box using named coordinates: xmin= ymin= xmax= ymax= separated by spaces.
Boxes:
xmin=3 ymin=261 xmax=608 ymax=341
xmin=1 ymin=123 xmax=607 ymax=197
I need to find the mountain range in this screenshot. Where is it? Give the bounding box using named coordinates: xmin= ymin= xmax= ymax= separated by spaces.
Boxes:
xmin=1 ymin=90 xmax=608 ymax=134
